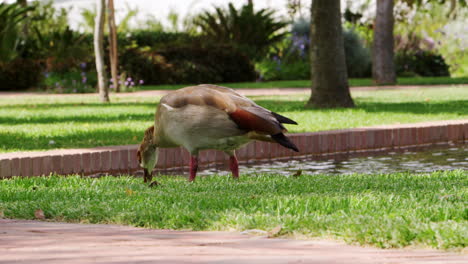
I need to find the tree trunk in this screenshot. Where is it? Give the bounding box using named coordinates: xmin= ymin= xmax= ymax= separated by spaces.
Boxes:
xmin=107 ymin=0 xmax=119 ymax=92
xmin=94 ymin=0 xmax=109 ymax=102
xmin=372 ymin=0 xmax=396 ymax=85
xmin=306 ymin=0 xmax=354 ymax=108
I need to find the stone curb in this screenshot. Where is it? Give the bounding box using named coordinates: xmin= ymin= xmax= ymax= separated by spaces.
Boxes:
xmin=0 ymin=120 xmax=467 ymax=178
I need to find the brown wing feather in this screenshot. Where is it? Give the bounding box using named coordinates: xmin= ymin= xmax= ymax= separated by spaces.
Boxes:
xmin=161 ymin=85 xmax=237 ymax=112
xmin=160 ymin=84 xmax=295 ymax=137
xmin=228 ymin=108 xmax=283 ymax=135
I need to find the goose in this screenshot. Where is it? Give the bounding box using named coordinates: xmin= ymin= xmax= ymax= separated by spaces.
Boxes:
xmin=137 ymin=84 xmax=298 ymax=185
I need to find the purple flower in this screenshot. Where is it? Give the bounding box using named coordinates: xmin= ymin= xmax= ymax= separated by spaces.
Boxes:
xmin=125 ymin=81 xmax=129 ymax=86
xmin=110 ymin=84 xmax=114 ymax=89
xmin=109 ymin=78 xmax=113 ymax=83
xmin=82 ymin=77 xmax=87 ymax=84
xmin=79 ymin=62 xmax=87 ymax=69
xmin=81 ymin=72 xmax=86 ymax=77
xmin=127 ymin=77 xmax=132 ymax=81
xmin=130 ymin=82 xmax=135 ymax=86
xmin=139 ymin=79 xmax=144 ymax=85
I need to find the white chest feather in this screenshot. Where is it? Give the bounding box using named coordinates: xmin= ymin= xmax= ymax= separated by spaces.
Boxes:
xmin=159 ymin=104 xmax=250 ymax=153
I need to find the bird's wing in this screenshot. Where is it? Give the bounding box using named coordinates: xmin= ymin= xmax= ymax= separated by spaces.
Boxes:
xmin=160 ymin=84 xmax=297 ymax=136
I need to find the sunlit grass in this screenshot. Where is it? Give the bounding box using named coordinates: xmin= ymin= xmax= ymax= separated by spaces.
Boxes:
xmin=0 ymin=87 xmax=467 ymax=152
xmin=0 ymin=170 xmax=466 ymax=249
xmin=140 ymin=76 xmax=468 ymax=90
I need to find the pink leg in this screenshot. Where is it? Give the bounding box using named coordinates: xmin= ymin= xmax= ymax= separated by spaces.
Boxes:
xmin=229 ymin=155 xmax=239 ymax=179
xmin=189 ymin=155 xmax=198 ymax=182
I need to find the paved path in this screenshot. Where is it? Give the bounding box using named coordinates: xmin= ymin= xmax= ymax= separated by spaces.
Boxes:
xmin=0 ymin=84 xmax=467 ymax=98
xmin=1 ymin=219 xmax=466 ymax=264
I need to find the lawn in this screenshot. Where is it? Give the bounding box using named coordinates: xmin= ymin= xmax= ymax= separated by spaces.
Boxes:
xmin=0 ymin=86 xmax=467 ymax=153
xmin=140 ymin=76 xmax=468 ymax=90
xmin=0 ymin=170 xmax=466 ymax=249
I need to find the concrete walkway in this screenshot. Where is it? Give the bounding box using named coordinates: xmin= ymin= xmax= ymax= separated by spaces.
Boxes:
xmin=0 ymin=84 xmax=467 ymax=98
xmin=1 ymin=219 xmax=466 ymax=264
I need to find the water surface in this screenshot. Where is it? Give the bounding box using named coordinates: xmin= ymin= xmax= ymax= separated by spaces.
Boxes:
xmin=199 ymin=143 xmax=468 ymax=176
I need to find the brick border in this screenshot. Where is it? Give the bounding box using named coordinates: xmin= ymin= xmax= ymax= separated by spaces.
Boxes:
xmin=0 ymin=120 xmax=467 ymax=178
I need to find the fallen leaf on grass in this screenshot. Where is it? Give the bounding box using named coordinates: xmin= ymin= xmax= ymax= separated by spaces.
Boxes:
xmin=267 ymin=225 xmax=282 ymax=238
xmin=125 ymin=189 xmax=135 ymax=196
xmin=34 ymin=209 xmax=45 ymax=220
xmin=240 ymin=229 xmax=268 ymax=235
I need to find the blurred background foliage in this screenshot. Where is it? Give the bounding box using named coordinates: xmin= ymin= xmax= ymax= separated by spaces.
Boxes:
xmin=0 ymin=0 xmax=466 ymax=92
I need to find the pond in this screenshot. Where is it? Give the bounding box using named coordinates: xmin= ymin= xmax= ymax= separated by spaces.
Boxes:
xmin=200 ymin=143 xmax=468 ymax=176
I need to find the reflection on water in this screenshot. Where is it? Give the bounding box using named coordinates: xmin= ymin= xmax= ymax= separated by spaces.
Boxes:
xmin=199 ymin=143 xmax=468 ymax=176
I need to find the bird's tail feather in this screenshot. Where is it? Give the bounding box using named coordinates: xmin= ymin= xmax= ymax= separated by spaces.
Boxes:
xmin=271 ymin=133 xmax=299 ymax=152
xmin=272 ymin=112 xmax=298 ymax=125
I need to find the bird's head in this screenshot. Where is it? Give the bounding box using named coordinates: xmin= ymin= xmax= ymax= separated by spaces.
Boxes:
xmin=137 ymin=126 xmax=159 ymax=179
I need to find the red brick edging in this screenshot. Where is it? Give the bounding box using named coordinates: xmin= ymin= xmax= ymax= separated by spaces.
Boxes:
xmin=0 ymin=120 xmax=467 ymax=178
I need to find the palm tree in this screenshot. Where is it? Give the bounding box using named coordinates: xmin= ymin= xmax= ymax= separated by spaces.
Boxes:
xmin=0 ymin=3 xmax=33 ymax=63
xmin=372 ymin=0 xmax=396 ymax=85
xmin=108 ymin=0 xmax=119 ymax=92
xmin=194 ymin=1 xmax=288 ymax=61
xmin=305 ymin=0 xmax=354 ymax=108
xmin=94 ymin=0 xmax=109 ymax=102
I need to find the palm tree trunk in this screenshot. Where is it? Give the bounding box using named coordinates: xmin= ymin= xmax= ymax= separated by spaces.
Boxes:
xmin=305 ymin=0 xmax=354 ymax=108
xmin=94 ymin=0 xmax=109 ymax=102
xmin=107 ymin=0 xmax=119 ymax=92
xmin=372 ymin=0 xmax=396 ymax=85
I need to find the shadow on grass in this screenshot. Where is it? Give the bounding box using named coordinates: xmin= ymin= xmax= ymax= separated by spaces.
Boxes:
xmin=1 ymin=99 xmax=466 ymax=127
xmin=254 ymin=99 xmax=468 ymax=116
xmin=0 ymin=128 xmax=142 ymax=152
xmin=0 ymin=113 xmax=154 ymax=125
xmin=137 ymin=76 xmax=468 ymax=90
xmin=0 ymin=102 xmax=158 ymax=125
xmin=2 ymin=102 xmax=158 ymax=110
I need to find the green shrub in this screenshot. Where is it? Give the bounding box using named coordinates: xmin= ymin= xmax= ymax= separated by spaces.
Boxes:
xmin=120 ymin=44 xmax=256 ymax=85
xmin=256 ymin=59 xmax=309 ymax=81
xmin=161 ymin=44 xmax=256 ymax=83
xmin=395 ymin=51 xmax=450 ymax=77
xmin=343 ymin=30 xmax=371 ymax=78
xmin=0 ymin=59 xmax=43 ymax=91
xmin=42 ymin=70 xmax=96 ymax=93
xmin=119 ymin=48 xmax=172 ymax=85
xmin=124 ymin=30 xmax=194 ymax=47
xmin=38 ymin=27 xmax=92 ymax=73
xmin=291 ymin=18 xmax=310 ymax=37
xmin=257 ymin=29 xmax=371 ymax=81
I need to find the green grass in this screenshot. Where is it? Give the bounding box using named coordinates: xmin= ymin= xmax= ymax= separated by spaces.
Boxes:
xmin=0 ymin=87 xmax=467 ymax=153
xmin=140 ymin=76 xmax=468 ymax=90
xmin=0 ymin=171 xmax=466 ymax=249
